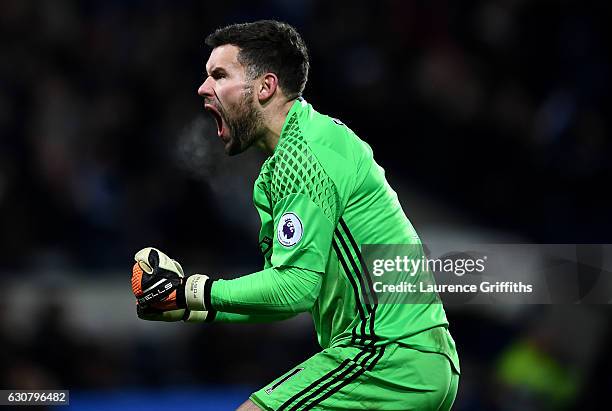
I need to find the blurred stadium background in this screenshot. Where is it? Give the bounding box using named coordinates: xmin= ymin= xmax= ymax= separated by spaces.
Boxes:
xmin=1 ymin=0 xmax=611 ymax=410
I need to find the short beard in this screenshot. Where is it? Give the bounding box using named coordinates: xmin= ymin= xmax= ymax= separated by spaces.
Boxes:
xmin=223 ymin=87 xmax=264 ymax=156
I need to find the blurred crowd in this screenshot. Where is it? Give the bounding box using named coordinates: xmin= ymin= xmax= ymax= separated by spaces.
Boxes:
xmin=1 ymin=0 xmax=611 ymax=410
xmin=2 ymin=0 xmax=610 ymax=270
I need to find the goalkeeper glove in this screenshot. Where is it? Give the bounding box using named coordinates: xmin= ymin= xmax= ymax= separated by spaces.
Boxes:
xmin=131 ymin=247 xmax=214 ymax=312
xmin=131 ymin=247 xmax=186 ymax=310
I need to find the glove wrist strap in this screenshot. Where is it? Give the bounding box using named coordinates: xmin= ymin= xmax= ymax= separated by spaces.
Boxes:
xmin=184 ymin=274 xmax=212 ymax=311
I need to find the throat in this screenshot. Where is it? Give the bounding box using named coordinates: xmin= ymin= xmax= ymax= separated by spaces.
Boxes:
xmin=256 ymin=127 xmax=281 ymax=155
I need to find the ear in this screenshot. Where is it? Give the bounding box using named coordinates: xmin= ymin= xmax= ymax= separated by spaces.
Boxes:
xmin=257 ymin=73 xmax=279 ymax=103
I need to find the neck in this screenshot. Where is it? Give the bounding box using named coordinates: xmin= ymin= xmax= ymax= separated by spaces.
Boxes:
xmin=255 ymin=98 xmax=296 ymax=155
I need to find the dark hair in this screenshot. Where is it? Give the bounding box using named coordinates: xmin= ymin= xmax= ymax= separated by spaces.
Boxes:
xmin=205 ymin=20 xmax=309 ymax=99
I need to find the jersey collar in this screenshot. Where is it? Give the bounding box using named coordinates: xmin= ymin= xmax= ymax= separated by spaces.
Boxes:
xmin=277 ymin=97 xmax=309 ymax=147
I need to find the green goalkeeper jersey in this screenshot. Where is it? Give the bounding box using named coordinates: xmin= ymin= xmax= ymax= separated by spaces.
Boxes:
xmin=211 ymin=99 xmax=459 ymax=373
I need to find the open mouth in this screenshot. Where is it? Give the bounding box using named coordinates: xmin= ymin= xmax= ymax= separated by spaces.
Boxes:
xmin=204 ymin=103 xmax=225 ymax=137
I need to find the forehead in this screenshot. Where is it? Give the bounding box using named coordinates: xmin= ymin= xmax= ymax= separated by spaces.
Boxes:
xmin=206 ymin=44 xmax=243 ymax=73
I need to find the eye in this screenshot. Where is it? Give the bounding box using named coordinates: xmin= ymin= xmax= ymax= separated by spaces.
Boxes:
xmin=209 ymin=70 xmax=226 ymax=80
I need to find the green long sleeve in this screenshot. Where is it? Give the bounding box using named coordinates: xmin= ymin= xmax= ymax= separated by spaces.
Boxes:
xmin=210 ymin=266 xmax=322 ymax=315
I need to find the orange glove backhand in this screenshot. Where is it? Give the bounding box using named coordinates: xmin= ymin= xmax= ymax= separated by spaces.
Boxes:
xmin=131 ymin=247 xmax=185 ymax=310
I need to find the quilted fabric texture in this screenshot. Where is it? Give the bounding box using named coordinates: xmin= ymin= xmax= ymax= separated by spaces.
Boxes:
xmin=258 ymin=112 xmax=339 ymax=223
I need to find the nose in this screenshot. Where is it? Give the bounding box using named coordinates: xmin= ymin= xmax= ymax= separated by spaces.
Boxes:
xmin=198 ymin=76 xmax=214 ymax=98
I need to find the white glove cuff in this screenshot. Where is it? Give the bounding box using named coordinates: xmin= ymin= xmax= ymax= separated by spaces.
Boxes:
xmin=184 ymin=274 xmax=210 ymax=311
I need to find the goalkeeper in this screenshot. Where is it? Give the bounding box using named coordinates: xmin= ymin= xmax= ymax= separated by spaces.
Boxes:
xmin=131 ymin=20 xmax=460 ymax=411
